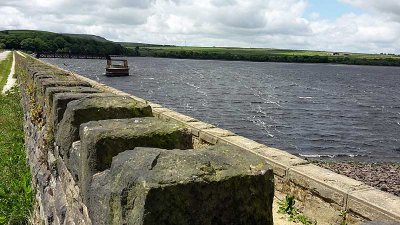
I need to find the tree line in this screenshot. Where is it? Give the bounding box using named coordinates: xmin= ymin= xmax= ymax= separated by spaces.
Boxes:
xmin=143 ymin=49 xmax=400 ymax=67
xmin=0 ymin=30 xmax=139 ymax=56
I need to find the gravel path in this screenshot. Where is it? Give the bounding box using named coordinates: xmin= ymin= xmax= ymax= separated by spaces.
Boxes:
xmin=314 ymin=161 xmax=400 ymax=196
xmin=0 ymin=50 xmax=10 ymax=60
xmin=2 ymin=51 xmax=16 ymax=94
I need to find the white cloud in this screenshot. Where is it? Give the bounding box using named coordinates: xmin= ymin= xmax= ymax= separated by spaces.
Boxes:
xmin=0 ymin=0 xmax=399 ymax=53
xmin=339 ymin=0 xmax=400 ymax=19
xmin=309 ymin=13 xmax=400 ymax=53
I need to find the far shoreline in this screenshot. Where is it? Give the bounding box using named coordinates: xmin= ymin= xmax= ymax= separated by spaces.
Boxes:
xmin=131 ymin=45 xmax=400 ymax=67
xmin=123 ymin=55 xmax=400 ymax=68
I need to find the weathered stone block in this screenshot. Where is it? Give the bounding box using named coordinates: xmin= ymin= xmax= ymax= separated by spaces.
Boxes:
xmin=360 ymin=221 xmax=400 ymax=225
xmin=30 ymin=70 xmax=69 ymax=81
xmin=347 ymin=188 xmax=400 ymax=221
xmin=219 ymin=135 xmax=265 ymax=150
xmin=89 ymin=145 xmax=274 ymax=225
xmin=45 ymin=86 xmax=100 ymax=109
xmin=158 ymin=110 xmax=199 ymax=123
xmin=199 ymin=127 xmax=236 ymax=144
xmin=69 ymin=141 xmax=81 ymax=181
xmin=252 ymin=147 xmax=307 ymax=177
xmin=78 ymin=117 xmax=193 ymax=202
xmin=152 ymin=107 xmax=173 ymax=118
xmin=37 ymin=78 xmax=91 ymax=97
xmin=183 ymin=121 xmax=215 ymax=137
xmin=288 ymin=164 xmax=370 ymax=207
xmin=33 ymin=74 xmax=55 ymax=85
xmin=55 ymin=96 xmax=153 ymax=163
xmin=50 ymin=92 xmax=114 ymax=132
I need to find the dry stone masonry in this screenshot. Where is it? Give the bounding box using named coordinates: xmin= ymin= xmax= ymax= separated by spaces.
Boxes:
xmin=89 ymin=146 xmax=274 ymax=225
xmin=15 ymin=54 xmax=275 ymax=225
xmin=15 ymin=52 xmax=400 ymax=224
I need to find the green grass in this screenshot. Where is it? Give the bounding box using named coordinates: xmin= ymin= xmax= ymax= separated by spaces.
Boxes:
xmin=0 ymin=52 xmax=13 ymax=89
xmin=0 ymin=58 xmax=32 ymax=224
xmin=278 ymin=195 xmax=317 ymax=225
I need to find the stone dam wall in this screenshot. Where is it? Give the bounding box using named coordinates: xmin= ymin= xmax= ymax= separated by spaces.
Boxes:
xmin=14 ymin=52 xmax=400 ymax=224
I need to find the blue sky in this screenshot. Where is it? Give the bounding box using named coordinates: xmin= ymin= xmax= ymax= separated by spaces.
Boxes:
xmin=305 ymin=0 xmax=362 ymax=20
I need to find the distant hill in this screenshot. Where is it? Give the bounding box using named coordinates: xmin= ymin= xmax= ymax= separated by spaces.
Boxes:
xmin=0 ymin=30 xmax=138 ymax=56
xmin=63 ymin=33 xmax=110 ymax=42
xmin=118 ymin=42 xmax=175 ymax=48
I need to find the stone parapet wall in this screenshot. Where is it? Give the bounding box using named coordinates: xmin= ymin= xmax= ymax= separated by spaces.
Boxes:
xmin=16 ymin=52 xmax=400 ymax=224
xmin=36 ymin=54 xmax=400 ymax=224
xmin=16 ymin=52 xmax=275 ymax=225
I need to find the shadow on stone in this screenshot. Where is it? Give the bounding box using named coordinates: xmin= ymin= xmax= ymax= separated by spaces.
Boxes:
xmin=89 ymin=145 xmax=274 ymax=225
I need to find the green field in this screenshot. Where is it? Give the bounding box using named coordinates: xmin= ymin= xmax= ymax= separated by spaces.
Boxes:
xmin=0 ymin=53 xmax=33 ymax=224
xmin=126 ymin=45 xmax=400 ymax=66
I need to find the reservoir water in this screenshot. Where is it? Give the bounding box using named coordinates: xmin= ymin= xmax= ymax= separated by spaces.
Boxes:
xmin=44 ymin=57 xmax=400 ymax=162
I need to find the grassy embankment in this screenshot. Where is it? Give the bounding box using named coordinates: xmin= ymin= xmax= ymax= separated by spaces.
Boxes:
xmin=0 ymin=52 xmax=33 ymax=224
xmin=130 ymin=45 xmax=400 ymax=66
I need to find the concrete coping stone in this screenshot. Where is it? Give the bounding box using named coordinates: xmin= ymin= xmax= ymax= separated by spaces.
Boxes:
xmin=199 ymin=127 xmax=236 ymax=145
xmin=347 ymin=188 xmax=400 ymax=221
xmin=360 ymin=222 xmax=400 ymax=225
xmin=152 ymin=107 xmax=175 ymax=117
xmin=148 ymin=102 xmax=163 ymax=108
xmin=158 ymin=110 xmax=199 ymax=123
xmin=185 ymin=121 xmax=216 ymax=137
xmin=288 ymin=164 xmax=372 ymax=207
xmin=216 ymin=136 xmax=305 ymax=177
xmin=127 ymin=95 xmax=147 ymax=104
xmin=218 ymin=135 xmax=265 ymax=151
xmin=251 ymin=147 xmax=307 ymax=178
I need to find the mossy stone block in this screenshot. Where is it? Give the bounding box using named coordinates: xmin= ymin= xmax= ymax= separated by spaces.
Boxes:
xmin=51 ymin=92 xmax=115 ymax=133
xmin=45 ymin=86 xmax=100 ymax=109
xmin=78 ymin=117 xmax=193 ymax=202
xmin=89 ymin=145 xmax=274 ymax=225
xmin=55 ymin=96 xmax=153 ymax=165
xmin=37 ymin=78 xmax=91 ymax=98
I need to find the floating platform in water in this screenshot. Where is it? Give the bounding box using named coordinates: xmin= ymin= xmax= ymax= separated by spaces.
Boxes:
xmin=106 ymin=58 xmax=129 ymax=76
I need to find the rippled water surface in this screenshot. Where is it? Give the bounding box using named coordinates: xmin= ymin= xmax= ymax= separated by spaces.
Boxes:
xmin=44 ymin=57 xmax=400 ymax=162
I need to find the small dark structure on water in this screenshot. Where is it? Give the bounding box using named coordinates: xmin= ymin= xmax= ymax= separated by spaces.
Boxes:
xmin=105 ymin=55 xmax=129 ymax=76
